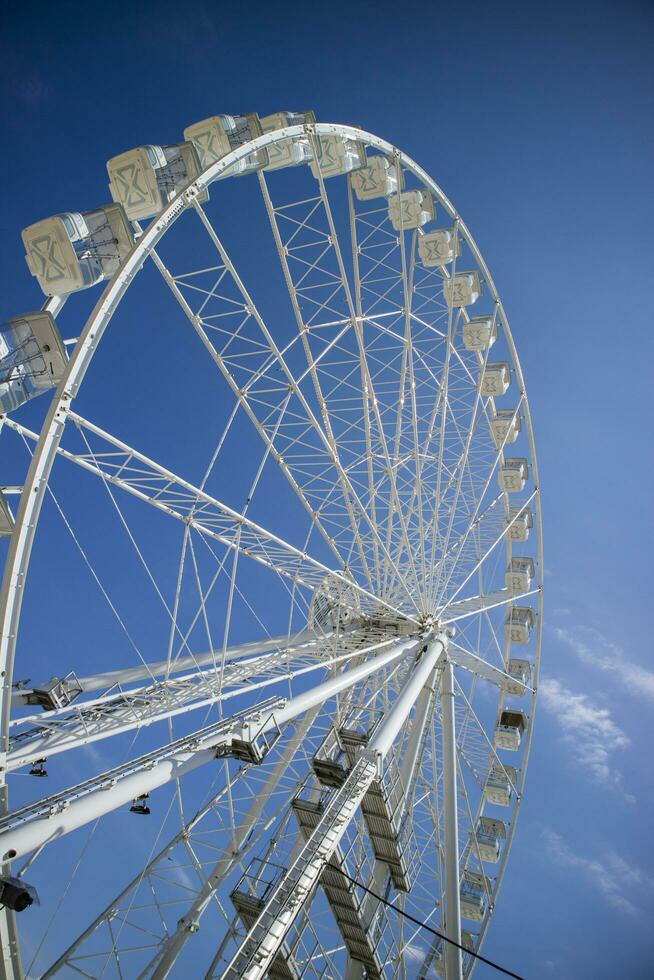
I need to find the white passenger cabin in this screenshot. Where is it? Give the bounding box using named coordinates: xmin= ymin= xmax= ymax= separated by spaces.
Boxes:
xmin=108 ymin=143 xmax=205 ymax=222
xmin=260 ymin=110 xmax=315 ymax=171
xmin=504 ymin=658 xmax=531 ymax=695
xmin=418 ymin=227 xmax=460 ymax=267
xmin=0 ymin=491 xmax=13 ymax=538
xmin=388 ymin=189 xmax=435 ymax=230
xmin=507 ymin=506 xmax=533 ymax=542
xmin=460 ymin=871 xmax=489 ymax=921
xmin=505 ymin=556 xmax=535 ymax=593
xmin=22 ymin=206 xmax=133 ymax=296
xmin=351 ymin=155 xmax=399 ymax=200
xmin=310 ymin=134 xmax=367 ymax=179
xmin=484 ymin=765 xmax=516 ymax=806
xmin=184 ymin=113 xmax=266 ymax=175
xmin=463 ymin=315 xmax=497 ymax=351
xmin=480 ymin=361 xmax=510 ymax=397
xmin=474 ymin=817 xmax=506 ymax=863
xmin=505 ymin=606 xmax=535 ymax=644
xmin=444 ymin=271 xmax=481 ymax=308
xmin=490 ymin=409 xmax=521 ymax=448
xmin=0 ymin=312 xmax=68 ymax=413
xmin=498 ymin=458 xmax=529 ymax=492
xmin=494 ymin=709 xmax=527 ymax=751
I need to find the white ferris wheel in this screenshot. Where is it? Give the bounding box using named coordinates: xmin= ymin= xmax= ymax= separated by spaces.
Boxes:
xmin=0 ymin=113 xmax=542 ymax=980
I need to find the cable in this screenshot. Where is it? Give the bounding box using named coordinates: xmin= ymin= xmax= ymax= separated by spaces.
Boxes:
xmin=326 ymin=862 xmax=525 ymax=980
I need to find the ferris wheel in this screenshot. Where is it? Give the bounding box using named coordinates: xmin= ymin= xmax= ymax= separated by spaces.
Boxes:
xmin=0 ymin=114 xmax=542 ymax=979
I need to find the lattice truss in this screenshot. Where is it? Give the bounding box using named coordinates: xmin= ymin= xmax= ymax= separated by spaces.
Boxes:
xmin=126 ymin=170 xmax=514 ymax=624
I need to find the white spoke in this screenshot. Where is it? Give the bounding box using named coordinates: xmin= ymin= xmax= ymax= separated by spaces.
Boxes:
xmin=8 ymin=631 xmax=409 ymax=770
xmin=4 ymin=413 xmax=411 ymax=623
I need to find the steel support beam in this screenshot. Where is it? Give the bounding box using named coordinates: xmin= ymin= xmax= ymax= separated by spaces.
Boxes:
xmin=344 ymin=660 xmax=439 ymax=979
xmin=10 ymin=630 xmax=321 ymax=706
xmin=222 ymin=755 xmax=379 ymax=980
xmin=146 ymin=712 xmax=320 ymax=979
xmin=8 ymin=647 xmax=310 ymax=770
xmin=367 ymin=637 xmax=444 ymax=759
xmin=399 ymin=665 xmax=438 ymax=796
xmin=441 ymin=658 xmax=463 ymax=980
xmin=0 ymin=637 xmax=420 ymax=862
xmin=218 ymin=634 xmax=447 ymax=980
xmin=0 ymin=909 xmax=21 ymax=980
xmin=8 ymin=630 xmax=392 ymax=771
xmin=44 ymin=707 xmax=321 ymax=978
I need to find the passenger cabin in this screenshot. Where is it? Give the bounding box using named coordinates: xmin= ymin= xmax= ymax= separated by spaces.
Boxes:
xmin=463 ymin=315 xmax=497 ymax=351
xmin=474 ymin=817 xmax=506 ymax=863
xmin=107 ymin=143 xmax=206 ymax=222
xmin=443 ymin=271 xmax=481 ymax=308
xmin=505 ymin=606 xmax=535 ymax=644
xmin=505 ymin=557 xmax=535 ymax=593
xmin=504 ymin=658 xmax=532 ymax=695
xmin=418 ymin=227 xmax=460 ymax=267
xmin=498 ymin=458 xmax=529 ymax=493
xmin=490 ymin=409 xmax=521 ymax=448
xmin=484 ymin=764 xmax=517 ymax=807
xmin=480 ymin=362 xmax=510 ymax=397
xmin=506 ymin=506 xmax=533 ymax=542
xmin=351 ymin=155 xmax=399 ymax=200
xmin=0 ymin=491 xmax=13 ymax=538
xmin=0 ymin=312 xmax=68 ymax=412
xmin=494 ymin=710 xmax=527 ymax=751
xmin=260 ymin=110 xmax=315 ymax=171
xmin=388 ymin=189 xmax=435 ymax=230
xmin=309 ymin=134 xmax=367 ymax=179
xmin=22 ymin=207 xmax=133 ymax=296
xmin=460 ymin=871 xmax=489 ymax=921
xmin=184 ymin=113 xmax=267 ymax=175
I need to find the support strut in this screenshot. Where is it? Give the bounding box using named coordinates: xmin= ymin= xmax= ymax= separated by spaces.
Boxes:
xmin=217 ymin=634 xmax=447 ymax=980
xmin=441 ymin=658 xmax=463 ymax=980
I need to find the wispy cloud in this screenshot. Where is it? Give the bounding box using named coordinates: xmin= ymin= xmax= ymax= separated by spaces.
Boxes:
xmin=542 ymin=828 xmax=654 ymax=917
xmin=539 ymin=678 xmax=632 ymax=797
xmin=554 ymin=624 xmax=654 ymax=700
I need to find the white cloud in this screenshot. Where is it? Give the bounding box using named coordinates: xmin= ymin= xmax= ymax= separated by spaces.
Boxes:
xmin=166 ymin=861 xmax=198 ymax=894
xmin=541 ymin=829 xmax=654 ymax=917
xmin=554 ymin=625 xmax=654 ymax=700
xmin=539 ymin=677 xmax=632 ymax=796
xmin=404 ymin=943 xmax=428 ymax=964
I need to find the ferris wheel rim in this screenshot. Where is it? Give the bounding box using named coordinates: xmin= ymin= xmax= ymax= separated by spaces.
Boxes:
xmin=0 ymin=120 xmax=542 ymax=977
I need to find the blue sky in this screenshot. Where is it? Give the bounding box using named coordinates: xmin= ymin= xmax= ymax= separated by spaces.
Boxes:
xmin=1 ymin=0 xmax=653 ymax=977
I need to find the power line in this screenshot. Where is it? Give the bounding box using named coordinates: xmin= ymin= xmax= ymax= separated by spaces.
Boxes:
xmin=326 ymin=862 xmax=524 ymax=980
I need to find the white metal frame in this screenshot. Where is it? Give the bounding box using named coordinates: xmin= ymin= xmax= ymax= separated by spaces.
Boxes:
xmin=0 ymin=123 xmax=542 ymax=979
